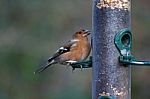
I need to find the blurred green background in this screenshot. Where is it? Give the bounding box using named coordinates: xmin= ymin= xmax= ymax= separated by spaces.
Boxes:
xmin=0 ymin=0 xmax=150 ymax=99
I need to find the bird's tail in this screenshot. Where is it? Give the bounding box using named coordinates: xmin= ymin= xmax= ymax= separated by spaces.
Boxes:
xmin=34 ymin=60 xmax=56 ymax=74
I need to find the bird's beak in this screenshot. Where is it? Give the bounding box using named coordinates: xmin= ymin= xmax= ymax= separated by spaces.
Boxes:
xmin=83 ymin=30 xmax=91 ymax=36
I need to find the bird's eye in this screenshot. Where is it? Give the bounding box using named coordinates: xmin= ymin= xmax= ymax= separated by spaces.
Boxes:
xmin=78 ymin=32 xmax=82 ymax=34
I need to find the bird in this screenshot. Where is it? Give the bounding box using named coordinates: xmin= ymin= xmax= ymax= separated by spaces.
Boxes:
xmin=34 ymin=29 xmax=91 ymax=74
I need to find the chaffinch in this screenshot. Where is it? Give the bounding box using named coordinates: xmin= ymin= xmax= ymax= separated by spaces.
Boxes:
xmin=35 ymin=29 xmax=91 ymax=73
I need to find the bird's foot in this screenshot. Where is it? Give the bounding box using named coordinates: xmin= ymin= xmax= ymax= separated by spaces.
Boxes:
xmin=80 ymin=65 xmax=83 ymax=71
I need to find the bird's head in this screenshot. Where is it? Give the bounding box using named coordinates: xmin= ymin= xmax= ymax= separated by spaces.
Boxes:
xmin=73 ymin=29 xmax=91 ymax=39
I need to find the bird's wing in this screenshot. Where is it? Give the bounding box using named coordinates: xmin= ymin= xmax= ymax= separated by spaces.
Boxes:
xmin=48 ymin=39 xmax=77 ymax=62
